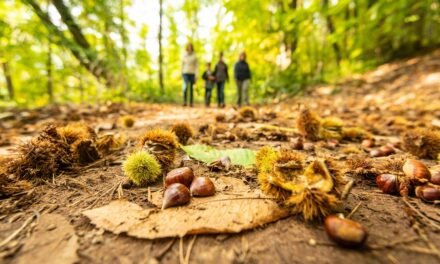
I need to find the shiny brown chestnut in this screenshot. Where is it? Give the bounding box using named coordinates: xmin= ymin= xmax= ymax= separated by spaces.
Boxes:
xmin=190 ymin=177 xmax=216 ymax=197
xmin=369 ymin=149 xmax=384 ymax=157
xmin=415 ymin=185 xmax=440 ymax=202
xmin=430 ymin=170 xmax=440 ymax=185
xmin=162 ymin=183 xmax=190 ymax=209
xmin=324 ymin=215 xmax=368 ymax=248
xmin=402 ymin=159 xmax=431 ymax=185
xmin=379 ymin=145 xmax=395 ymax=156
xmin=361 ymin=139 xmax=375 ymax=148
xmin=165 ymin=167 xmax=194 ymax=187
xmin=291 ymin=137 xmax=304 ymax=150
xmin=376 ymin=174 xmax=399 ymax=194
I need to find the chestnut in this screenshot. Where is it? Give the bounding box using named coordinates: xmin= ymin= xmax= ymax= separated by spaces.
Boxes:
xmin=430 ymin=170 xmax=440 ymax=185
xmin=324 ymin=215 xmax=368 ymax=248
xmin=402 ymin=159 xmax=431 ymax=185
xmin=190 ymin=177 xmax=216 ymax=197
xmin=415 ymin=185 xmax=440 ymax=202
xmin=376 ymin=174 xmax=398 ymax=194
xmin=162 ymin=183 xmax=190 ymax=209
xmin=361 ymin=139 xmax=375 ymax=148
xmin=165 ymin=167 xmax=194 ymax=187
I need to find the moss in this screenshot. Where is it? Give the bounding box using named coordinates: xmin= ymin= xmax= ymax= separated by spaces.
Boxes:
xmin=123 ymin=151 xmax=161 ymax=187
xmin=171 ymin=122 xmax=194 ymax=145
xmin=402 ymin=128 xmax=440 ymax=159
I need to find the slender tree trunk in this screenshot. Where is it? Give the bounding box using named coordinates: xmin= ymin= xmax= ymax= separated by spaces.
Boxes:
xmin=158 ymin=0 xmax=164 ymax=94
xmin=1 ymin=61 xmax=14 ymax=100
xmin=22 ymin=0 xmax=113 ymax=87
xmin=47 ymin=42 xmax=54 ymax=103
xmin=322 ymin=0 xmax=341 ymax=67
xmin=119 ymin=0 xmax=129 ymax=95
xmin=46 ymin=0 xmax=54 ymax=103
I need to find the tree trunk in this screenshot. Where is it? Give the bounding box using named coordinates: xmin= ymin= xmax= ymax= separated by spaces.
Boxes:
xmin=47 ymin=42 xmax=54 ymax=103
xmin=119 ymin=0 xmax=129 ymax=95
xmin=22 ymin=0 xmax=113 ymax=87
xmin=322 ymin=0 xmax=341 ymax=67
xmin=46 ymin=0 xmax=54 ymax=103
xmin=158 ymin=0 xmax=164 ymax=94
xmin=1 ymin=61 xmax=14 ymax=100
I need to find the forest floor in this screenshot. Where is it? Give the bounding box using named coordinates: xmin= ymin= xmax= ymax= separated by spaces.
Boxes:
xmin=1 ymin=50 xmax=440 ymax=264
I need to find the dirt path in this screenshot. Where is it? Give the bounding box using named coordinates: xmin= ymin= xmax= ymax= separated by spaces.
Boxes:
xmin=1 ymin=51 xmax=440 ymax=264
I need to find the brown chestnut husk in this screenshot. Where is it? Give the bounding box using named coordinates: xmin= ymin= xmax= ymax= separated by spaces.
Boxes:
xmin=324 ymin=215 xmax=368 ymax=248
xmin=190 ymin=177 xmax=216 ymax=197
xmin=165 ymin=167 xmax=194 ymax=187
xmin=415 ymin=185 xmax=440 ymax=202
xmin=402 ymin=159 xmax=431 ymax=185
xmin=162 ymin=183 xmax=190 ymax=209
xmin=376 ymin=174 xmax=398 ymax=195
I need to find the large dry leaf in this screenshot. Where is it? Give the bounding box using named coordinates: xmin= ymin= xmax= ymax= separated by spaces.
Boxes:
xmin=83 ymin=177 xmax=291 ymax=239
xmin=15 ymin=214 xmax=79 ymax=264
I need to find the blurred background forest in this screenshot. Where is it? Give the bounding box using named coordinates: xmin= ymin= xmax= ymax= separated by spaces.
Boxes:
xmin=0 ymin=0 xmax=439 ymax=107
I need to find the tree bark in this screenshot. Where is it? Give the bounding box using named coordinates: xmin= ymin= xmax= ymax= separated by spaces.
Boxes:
xmin=21 ymin=0 xmax=113 ymax=87
xmin=158 ymin=0 xmax=164 ymax=94
xmin=1 ymin=61 xmax=14 ymax=100
xmin=47 ymin=42 xmax=54 ymax=103
xmin=322 ymin=0 xmax=341 ymax=67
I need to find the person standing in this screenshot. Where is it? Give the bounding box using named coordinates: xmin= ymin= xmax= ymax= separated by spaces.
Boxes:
xmin=202 ymin=62 xmax=215 ymax=107
xmin=181 ymin=43 xmax=198 ymax=107
xmin=234 ymin=52 xmax=251 ymax=106
xmin=213 ymin=52 xmax=229 ymax=108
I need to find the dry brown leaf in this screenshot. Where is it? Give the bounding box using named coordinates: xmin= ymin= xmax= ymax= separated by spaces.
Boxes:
xmin=83 ymin=177 xmax=291 ymax=239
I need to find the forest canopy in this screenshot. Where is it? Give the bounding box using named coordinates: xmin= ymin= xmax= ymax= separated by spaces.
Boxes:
xmin=0 ymin=0 xmax=439 ymax=107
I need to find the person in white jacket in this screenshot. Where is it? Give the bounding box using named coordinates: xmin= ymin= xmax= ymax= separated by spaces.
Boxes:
xmin=181 ymin=43 xmax=199 ymax=107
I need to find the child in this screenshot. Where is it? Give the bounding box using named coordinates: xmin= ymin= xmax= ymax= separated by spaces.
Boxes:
xmin=202 ymin=62 xmax=215 ymax=107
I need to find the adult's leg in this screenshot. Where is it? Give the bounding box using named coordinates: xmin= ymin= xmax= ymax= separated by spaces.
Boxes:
xmin=189 ymin=74 xmax=194 ymax=107
xmin=243 ymin=79 xmax=250 ymax=105
xmin=216 ymin=82 xmax=221 ymax=107
xmin=182 ymin=74 xmax=188 ymax=106
xmin=236 ymin=80 xmax=243 ymax=106
xmin=219 ymin=81 xmax=225 ymax=107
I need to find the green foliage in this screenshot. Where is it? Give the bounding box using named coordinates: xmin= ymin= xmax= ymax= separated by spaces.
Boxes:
xmin=1 ymin=0 xmax=440 ymax=106
xmin=181 ymin=144 xmax=256 ymax=167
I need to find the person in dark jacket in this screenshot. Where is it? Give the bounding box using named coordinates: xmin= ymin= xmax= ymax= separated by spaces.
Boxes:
xmin=234 ymin=52 xmax=251 ymax=106
xmin=213 ymin=51 xmax=229 ymax=108
xmin=202 ymin=62 xmax=215 ymax=107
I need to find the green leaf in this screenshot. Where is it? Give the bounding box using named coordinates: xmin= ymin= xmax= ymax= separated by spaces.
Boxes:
xmin=181 ymin=144 xmax=256 ymax=168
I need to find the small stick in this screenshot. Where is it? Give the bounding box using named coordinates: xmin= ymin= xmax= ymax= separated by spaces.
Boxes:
xmin=341 ymin=180 xmax=354 ymax=200
xmin=402 ymin=198 xmax=440 ymax=231
xmin=179 ymin=237 xmax=184 ymax=264
xmin=347 ymin=201 xmax=362 ymax=219
xmin=184 ymin=235 xmax=197 ymax=264
xmin=155 ymin=238 xmax=176 ymax=260
xmin=0 ymin=212 xmax=38 ymax=248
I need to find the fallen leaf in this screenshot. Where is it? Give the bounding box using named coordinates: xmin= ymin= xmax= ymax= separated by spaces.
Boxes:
xmin=83 ymin=177 xmax=290 ymax=239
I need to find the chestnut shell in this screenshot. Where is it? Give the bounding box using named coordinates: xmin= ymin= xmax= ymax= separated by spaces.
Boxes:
xmin=162 ymin=183 xmax=190 ymax=209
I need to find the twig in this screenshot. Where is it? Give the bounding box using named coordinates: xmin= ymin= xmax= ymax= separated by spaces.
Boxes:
xmin=194 ymin=197 xmax=276 ymax=206
xmin=341 ymin=180 xmax=354 ymax=200
xmin=179 ymin=237 xmax=184 ymax=264
xmin=347 ymin=201 xmax=362 ymax=219
xmin=368 ymin=236 xmax=419 ymax=250
xmin=184 ymin=235 xmax=197 ymax=264
xmin=0 ymin=211 xmax=38 ymax=249
xmin=85 ymin=182 xmax=120 ymax=209
xmin=402 ymin=198 xmax=440 ymax=231
xmin=155 ymin=238 xmax=176 ymax=260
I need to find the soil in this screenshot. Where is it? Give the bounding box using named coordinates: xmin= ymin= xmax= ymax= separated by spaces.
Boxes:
xmin=1 ymin=51 xmax=440 ymax=264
